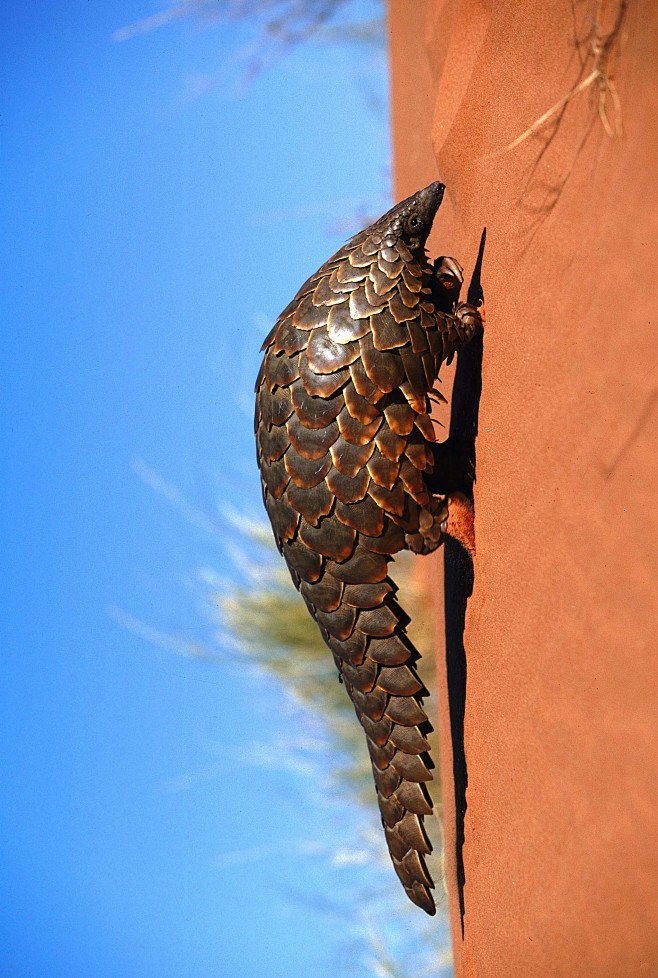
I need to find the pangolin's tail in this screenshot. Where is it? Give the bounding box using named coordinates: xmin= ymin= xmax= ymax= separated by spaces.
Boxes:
xmin=300 ymin=564 xmax=436 ymax=915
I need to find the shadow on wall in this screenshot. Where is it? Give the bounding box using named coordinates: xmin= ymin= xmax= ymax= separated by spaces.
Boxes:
xmin=444 ymin=232 xmax=486 ymax=933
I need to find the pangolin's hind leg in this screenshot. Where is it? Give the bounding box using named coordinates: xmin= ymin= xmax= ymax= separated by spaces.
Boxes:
xmin=404 ymin=492 xmax=476 ymax=560
xmin=444 ymin=492 xmax=475 ymax=559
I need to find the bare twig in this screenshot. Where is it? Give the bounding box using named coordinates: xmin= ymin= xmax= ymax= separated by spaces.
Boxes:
xmin=486 ymin=0 xmax=627 ymax=160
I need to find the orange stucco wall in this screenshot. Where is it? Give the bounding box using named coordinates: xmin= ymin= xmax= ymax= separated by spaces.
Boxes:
xmin=388 ymin=2 xmax=658 ymax=975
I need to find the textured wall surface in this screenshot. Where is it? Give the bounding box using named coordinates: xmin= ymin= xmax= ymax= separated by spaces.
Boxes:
xmin=388 ymin=1 xmax=658 ymax=975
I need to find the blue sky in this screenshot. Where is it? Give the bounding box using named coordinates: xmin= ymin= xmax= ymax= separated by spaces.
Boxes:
xmin=0 ymin=3 xmax=442 ymax=977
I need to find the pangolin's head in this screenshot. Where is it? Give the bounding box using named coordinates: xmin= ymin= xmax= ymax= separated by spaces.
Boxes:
xmin=370 ymin=181 xmax=445 ymax=255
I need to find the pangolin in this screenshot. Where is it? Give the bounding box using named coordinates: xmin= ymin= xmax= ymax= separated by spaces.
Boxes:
xmin=254 ymin=182 xmax=480 ymax=914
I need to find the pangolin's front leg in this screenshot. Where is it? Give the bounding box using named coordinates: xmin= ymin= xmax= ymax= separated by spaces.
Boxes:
xmin=254 ymin=182 xmax=480 ymax=914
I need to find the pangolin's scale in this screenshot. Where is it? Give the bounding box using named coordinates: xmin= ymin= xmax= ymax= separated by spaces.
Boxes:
xmin=254 ymin=184 xmax=477 ymax=914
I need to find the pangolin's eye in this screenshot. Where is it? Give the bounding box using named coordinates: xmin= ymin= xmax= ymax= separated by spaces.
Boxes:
xmin=409 ymin=216 xmax=422 ymax=230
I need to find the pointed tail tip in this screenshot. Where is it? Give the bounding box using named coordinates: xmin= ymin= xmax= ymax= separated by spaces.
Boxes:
xmin=407 ymin=883 xmax=436 ymax=915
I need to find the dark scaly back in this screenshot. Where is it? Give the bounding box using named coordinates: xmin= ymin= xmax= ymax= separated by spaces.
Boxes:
xmin=254 ymin=183 xmax=476 ymax=914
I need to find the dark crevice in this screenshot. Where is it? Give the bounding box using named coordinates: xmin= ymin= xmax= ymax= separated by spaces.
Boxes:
xmin=443 ymin=229 xmax=486 ymax=935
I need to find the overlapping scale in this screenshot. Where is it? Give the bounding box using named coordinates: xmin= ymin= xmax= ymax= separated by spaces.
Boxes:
xmin=286 ymin=415 xmax=339 ymax=460
xmin=258 ymin=384 xmax=294 ymax=430
xmin=298 ymin=353 xmax=349 ymax=397
xmin=299 ymin=516 xmax=357 ymax=562
xmin=306 ymin=328 xmax=360 ymax=374
xmin=367 ymin=448 xmax=401 ymax=491
xmin=291 ymin=381 xmax=343 ymax=429
xmin=371 ymin=309 xmax=409 ymax=350
xmin=359 ymin=333 xmax=406 ymax=392
xmin=328 ymin=266 xmax=360 ymax=295
xmin=377 ymin=664 xmax=423 ymax=696
xmin=378 ymin=792 xmax=405 ymax=827
xmin=349 ymin=285 xmax=385 ymax=320
xmin=388 ymin=292 xmax=417 ymax=323
xmin=314 ymin=601 xmax=357 ymax=640
xmin=389 ymin=724 xmax=431 ymax=754
xmin=334 ymin=496 xmax=385 ymax=536
xmin=364 ymin=520 xmax=406 ymax=555
xmin=406 ymin=319 xmax=429 ymax=354
xmin=283 ymin=538 xmax=323 ymax=584
xmin=369 ymin=740 xmax=397 ymax=771
xmin=383 ymin=399 xmax=415 ymax=435
xmin=397 ymin=280 xmax=420 ymax=308
xmin=329 ymin=438 xmax=375 ymax=478
xmin=332 ymin=261 xmax=362 ymax=285
xmin=327 ymin=629 xmax=368 ymax=667
xmin=349 ymin=358 xmax=384 ymax=403
xmin=369 ymin=263 xmax=399 ymax=296
xmin=346 ymin=243 xmax=375 ymax=268
xmin=395 ymin=812 xmax=432 ymax=854
xmin=385 ymin=696 xmax=428 ymax=726
xmin=375 ymin=424 xmax=407 ymax=462
xmin=404 ymin=437 xmax=432 ymax=472
xmin=374 ymin=764 xmax=402 ymax=798
xmin=326 ymin=465 xmax=369 ymax=504
xmin=367 ymin=479 xmax=406 ymax=517
xmin=399 ymin=380 xmax=428 ymax=415
xmin=361 ymin=713 xmax=392 ymax=747
xmin=364 ymin=275 xmax=384 ymax=309
xmin=312 ymin=276 xmax=346 ymax=307
xmin=343 ymin=383 xmax=380 ymax=424
xmin=291 ymin=293 xmax=329 ymax=330
xmin=326 ymin=544 xmax=388 ymax=584
xmin=274 ymin=316 xmax=309 ymax=356
xmin=394 ymin=781 xmax=433 ymax=816
xmin=377 ymin=255 xmax=402 ymax=278
xmin=358 ymin=235 xmax=379 ymax=258
xmin=257 ymin=422 xmax=289 ymax=463
xmin=260 ymin=458 xmax=289 ymax=500
xmin=341 ymin=657 xmax=377 ymax=692
xmin=342 ymin=579 xmax=393 ymax=608
xmin=300 ymin=574 xmax=343 ymax=613
xmin=357 ymin=604 xmax=399 ymax=637
xmin=367 ymin=632 xmax=411 ymax=665
xmin=401 ymin=265 xmax=422 ymax=292
xmin=264 ymin=493 xmax=299 ymax=546
xmin=327 ymin=302 xmax=371 ymax=344
xmin=421 ymin=351 xmax=437 ymax=389
xmin=286 ymin=480 xmax=334 ymax=524
xmin=283 ymin=445 xmax=332 ymax=489
xmin=379 ymin=245 xmax=398 ymax=263
xmin=336 ymin=406 xmax=382 ymax=445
